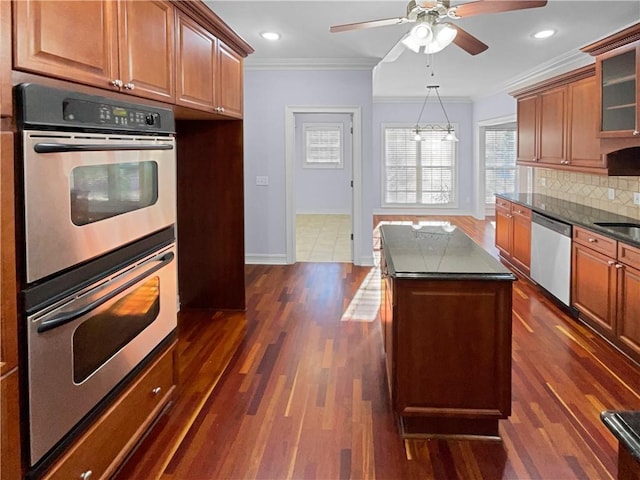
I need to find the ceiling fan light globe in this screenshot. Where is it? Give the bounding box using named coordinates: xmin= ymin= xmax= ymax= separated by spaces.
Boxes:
xmin=424 ymin=24 xmax=457 ymax=53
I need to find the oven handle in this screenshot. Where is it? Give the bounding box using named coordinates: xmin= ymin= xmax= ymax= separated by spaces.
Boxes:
xmin=33 ymin=143 xmax=174 ymax=153
xmin=36 ymin=251 xmax=174 ymax=334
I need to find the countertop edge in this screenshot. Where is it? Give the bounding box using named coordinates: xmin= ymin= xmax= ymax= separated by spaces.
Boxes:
xmin=495 ymin=193 xmax=640 ymax=248
xmin=601 ymin=411 xmax=640 ymax=464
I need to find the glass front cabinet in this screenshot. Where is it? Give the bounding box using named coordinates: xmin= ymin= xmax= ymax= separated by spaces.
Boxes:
xmin=596 ymin=42 xmax=640 ymax=138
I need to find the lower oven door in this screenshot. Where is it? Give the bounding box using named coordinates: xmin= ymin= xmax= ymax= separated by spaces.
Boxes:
xmin=27 ymin=243 xmax=177 ymax=466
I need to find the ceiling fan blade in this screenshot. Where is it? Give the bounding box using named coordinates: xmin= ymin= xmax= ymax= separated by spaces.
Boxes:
xmin=451 ymin=25 xmax=489 ymax=55
xmin=380 ymin=34 xmax=409 ymax=63
xmin=451 ymin=0 xmax=547 ymax=19
xmin=330 ymin=17 xmax=409 ymax=33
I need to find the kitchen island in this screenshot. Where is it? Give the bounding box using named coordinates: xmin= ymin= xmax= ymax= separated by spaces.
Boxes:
xmin=379 ymin=224 xmax=516 ymax=439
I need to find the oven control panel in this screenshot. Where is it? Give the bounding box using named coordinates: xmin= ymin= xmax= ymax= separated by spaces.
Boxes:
xmin=16 ymin=83 xmax=175 ymax=134
xmin=63 ymin=99 xmax=162 ymax=129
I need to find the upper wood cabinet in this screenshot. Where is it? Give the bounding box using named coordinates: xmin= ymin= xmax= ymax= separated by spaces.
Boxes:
xmin=513 ymin=65 xmax=640 ymax=175
xmin=14 ymin=0 xmax=175 ymax=103
xmin=117 ymin=1 xmax=175 ymax=102
xmin=0 ymin=0 xmax=12 ymax=117
xmin=176 ymin=12 xmax=243 ymax=117
xmin=582 ymin=24 xmax=640 ymax=139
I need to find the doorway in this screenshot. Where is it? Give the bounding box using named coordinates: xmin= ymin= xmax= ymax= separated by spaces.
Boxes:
xmin=285 ymin=106 xmax=362 ymax=264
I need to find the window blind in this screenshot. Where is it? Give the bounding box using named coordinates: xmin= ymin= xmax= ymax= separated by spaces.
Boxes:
xmin=383 ymin=126 xmax=455 ymax=206
xmin=485 ymin=126 xmax=517 ymax=205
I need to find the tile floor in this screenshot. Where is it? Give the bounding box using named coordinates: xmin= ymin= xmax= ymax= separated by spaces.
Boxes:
xmin=296 ymin=214 xmax=351 ymax=262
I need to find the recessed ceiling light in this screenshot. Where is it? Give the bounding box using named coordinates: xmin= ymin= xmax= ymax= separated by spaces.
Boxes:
xmin=533 ymin=29 xmax=556 ymax=39
xmin=260 ymin=32 xmax=280 ymax=41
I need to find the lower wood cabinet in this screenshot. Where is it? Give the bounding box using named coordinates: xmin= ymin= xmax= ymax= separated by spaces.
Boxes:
xmin=572 ymin=226 xmax=640 ymax=363
xmin=42 ymin=341 xmax=177 ymax=480
xmin=495 ymin=197 xmax=531 ymax=276
xmin=1 ymin=369 xmax=21 ymax=480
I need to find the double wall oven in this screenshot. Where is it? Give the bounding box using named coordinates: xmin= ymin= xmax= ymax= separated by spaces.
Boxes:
xmin=16 ymin=84 xmax=178 ymax=472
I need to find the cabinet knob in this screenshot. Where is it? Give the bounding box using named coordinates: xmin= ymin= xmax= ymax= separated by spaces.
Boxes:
xmin=588 ymin=238 xmax=597 ymax=243
xmin=615 ymin=263 xmax=624 ymax=269
xmin=124 ymin=82 xmax=135 ymax=90
xmin=152 ymin=386 xmax=162 ymax=396
xmin=80 ymin=470 xmax=93 ymax=480
xmin=111 ymin=79 xmax=123 ymax=88
xmin=633 ymin=130 xmax=639 ymax=136
xmin=608 ymin=260 xmax=615 ymax=266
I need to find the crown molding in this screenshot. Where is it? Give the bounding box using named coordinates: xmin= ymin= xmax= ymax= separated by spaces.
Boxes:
xmin=244 ymin=57 xmax=379 ymax=71
xmin=498 ymin=50 xmax=594 ymax=98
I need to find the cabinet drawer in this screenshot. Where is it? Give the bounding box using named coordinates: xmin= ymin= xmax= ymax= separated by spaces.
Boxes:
xmin=573 ymin=226 xmax=617 ymax=257
xmin=618 ymin=242 xmax=640 ymax=270
xmin=511 ymin=205 xmax=531 ymax=220
xmin=495 ymin=198 xmax=512 ymax=212
xmin=43 ymin=342 xmax=176 ymax=480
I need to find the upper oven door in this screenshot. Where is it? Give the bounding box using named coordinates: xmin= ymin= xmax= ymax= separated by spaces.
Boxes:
xmin=22 ymin=130 xmax=176 ymax=283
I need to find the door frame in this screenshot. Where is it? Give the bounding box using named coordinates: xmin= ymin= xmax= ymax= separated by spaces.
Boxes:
xmin=285 ymin=106 xmax=362 ymax=264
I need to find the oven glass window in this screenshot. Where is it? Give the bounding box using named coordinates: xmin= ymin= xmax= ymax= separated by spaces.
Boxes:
xmin=73 ymin=276 xmax=160 ymax=383
xmin=70 ymin=161 xmax=158 ymax=226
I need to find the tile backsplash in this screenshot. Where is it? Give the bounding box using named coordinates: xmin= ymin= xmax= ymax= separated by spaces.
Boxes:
xmin=533 ymin=168 xmax=640 ymax=220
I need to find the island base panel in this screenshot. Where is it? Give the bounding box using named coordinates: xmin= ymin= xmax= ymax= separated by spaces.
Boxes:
xmin=399 ymin=416 xmax=501 ymax=440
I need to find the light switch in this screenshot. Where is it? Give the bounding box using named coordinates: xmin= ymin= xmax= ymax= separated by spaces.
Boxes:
xmin=256 ymin=176 xmax=269 ymax=186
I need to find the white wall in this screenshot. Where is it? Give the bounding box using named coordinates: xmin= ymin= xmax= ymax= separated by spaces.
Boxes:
xmin=243 ymin=69 xmax=373 ymax=264
xmin=295 ymin=113 xmax=352 ymax=214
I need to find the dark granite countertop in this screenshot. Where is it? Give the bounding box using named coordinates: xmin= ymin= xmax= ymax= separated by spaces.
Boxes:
xmin=496 ymin=193 xmax=640 ymax=248
xmin=601 ymin=411 xmax=640 ymax=463
xmin=380 ymin=225 xmax=516 ymax=281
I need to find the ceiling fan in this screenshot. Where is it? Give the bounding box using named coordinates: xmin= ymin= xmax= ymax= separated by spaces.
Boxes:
xmin=330 ymin=0 xmax=548 ymax=60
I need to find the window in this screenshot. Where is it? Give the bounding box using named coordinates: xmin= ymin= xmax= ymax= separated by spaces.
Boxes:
xmin=303 ymin=123 xmax=343 ymax=168
xmin=484 ymin=123 xmax=517 ymax=205
xmin=383 ymin=125 xmax=456 ymax=206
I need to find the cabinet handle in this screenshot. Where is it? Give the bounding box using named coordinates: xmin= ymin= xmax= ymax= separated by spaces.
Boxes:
xmin=615 ymin=263 xmax=624 ymax=269
xmin=588 ymin=238 xmax=597 ymax=243
xmin=80 ymin=471 xmax=93 ymax=480
xmin=111 ymin=79 xmax=123 ymax=88
xmin=608 ymin=260 xmax=615 ymax=266
xmin=124 ymin=82 xmax=135 ymax=90
xmin=152 ymin=386 xmax=162 ymax=396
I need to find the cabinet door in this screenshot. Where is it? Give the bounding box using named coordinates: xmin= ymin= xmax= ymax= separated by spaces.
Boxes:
xmin=511 ymin=207 xmax=531 ymax=275
xmin=571 ymin=243 xmax=616 ymax=335
xmin=1 ymin=132 xmax=17 ymax=375
xmin=567 ymin=76 xmax=605 ymax=168
xmin=175 ymin=13 xmax=217 ymax=111
xmin=538 ymin=87 xmax=567 ymax=165
xmin=516 ymin=95 xmax=537 ymax=162
xmin=217 ymin=41 xmax=243 ymax=118
xmin=0 ymin=0 xmax=11 ymax=117
xmin=617 ymin=264 xmax=640 ymax=358
xmin=14 ymin=0 xmax=119 ymax=90
xmin=597 ymin=44 xmax=639 ymax=138
xmin=118 ymin=0 xmax=175 ymax=103
xmin=1 ymin=370 xmax=21 ymax=480
xmin=495 ymin=201 xmax=512 ymax=259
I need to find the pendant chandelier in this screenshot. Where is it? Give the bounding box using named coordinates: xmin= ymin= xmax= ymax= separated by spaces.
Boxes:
xmin=413 ymin=85 xmax=458 ymax=142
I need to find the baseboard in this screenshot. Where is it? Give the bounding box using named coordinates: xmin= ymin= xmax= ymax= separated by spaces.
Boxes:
xmin=245 ymin=254 xmax=289 ymax=265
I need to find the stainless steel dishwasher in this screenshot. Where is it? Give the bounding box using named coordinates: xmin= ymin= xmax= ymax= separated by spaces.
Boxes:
xmin=530 ymin=212 xmax=572 ymax=306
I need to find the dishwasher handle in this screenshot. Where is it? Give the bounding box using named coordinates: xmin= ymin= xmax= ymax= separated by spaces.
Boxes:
xmin=532 ymin=212 xmax=572 ymax=237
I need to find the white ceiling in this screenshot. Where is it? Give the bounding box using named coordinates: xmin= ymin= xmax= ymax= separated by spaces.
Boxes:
xmin=207 ymin=0 xmax=640 ymax=99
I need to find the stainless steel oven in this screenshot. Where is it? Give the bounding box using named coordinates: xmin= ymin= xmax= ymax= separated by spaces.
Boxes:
xmin=17 ymin=84 xmax=179 ymax=470
xmin=19 ymin=84 xmax=176 ymax=283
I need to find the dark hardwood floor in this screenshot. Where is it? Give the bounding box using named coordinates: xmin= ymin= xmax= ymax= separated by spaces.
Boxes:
xmin=115 ymin=216 xmax=640 ymax=480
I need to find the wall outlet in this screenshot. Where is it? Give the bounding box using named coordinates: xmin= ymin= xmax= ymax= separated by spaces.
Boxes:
xmin=540 ymin=178 xmax=546 ymax=187
xmin=256 ymin=176 xmax=269 ymax=186
xmin=608 ymin=188 xmax=615 ymax=200
xmin=634 ymin=192 xmax=640 ymax=205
